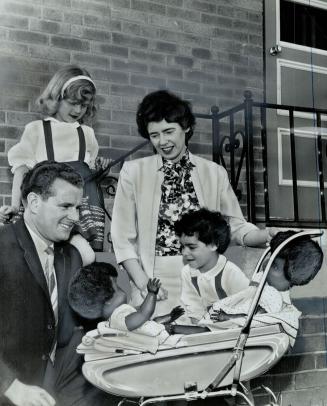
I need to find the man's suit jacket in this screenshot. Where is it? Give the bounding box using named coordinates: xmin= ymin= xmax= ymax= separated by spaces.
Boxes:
xmin=0 ymin=219 xmax=83 ymax=398
xmin=111 ymin=152 xmax=258 ymax=279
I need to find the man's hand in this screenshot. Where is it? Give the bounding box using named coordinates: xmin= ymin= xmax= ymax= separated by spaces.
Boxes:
xmin=147 ymin=278 xmax=161 ymax=294
xmin=5 ymin=379 xmax=56 ymax=406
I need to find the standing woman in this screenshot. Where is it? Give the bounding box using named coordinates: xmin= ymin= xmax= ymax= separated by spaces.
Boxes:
xmin=111 ymin=90 xmax=273 ymax=315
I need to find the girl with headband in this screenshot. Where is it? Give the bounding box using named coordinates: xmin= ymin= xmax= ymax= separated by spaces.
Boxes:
xmin=0 ymin=65 xmax=109 ymax=262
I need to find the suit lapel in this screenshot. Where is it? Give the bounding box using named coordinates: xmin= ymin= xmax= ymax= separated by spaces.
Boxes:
xmin=14 ymin=219 xmax=49 ymax=298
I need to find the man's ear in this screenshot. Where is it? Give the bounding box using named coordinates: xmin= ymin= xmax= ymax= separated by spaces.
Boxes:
xmin=26 ymin=192 xmax=41 ymax=214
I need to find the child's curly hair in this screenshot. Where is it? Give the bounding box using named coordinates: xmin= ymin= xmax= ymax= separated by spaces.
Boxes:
xmin=175 ymin=208 xmax=230 ymax=254
xmin=68 ymin=262 xmax=117 ymax=319
xmin=270 ymin=230 xmax=323 ymax=287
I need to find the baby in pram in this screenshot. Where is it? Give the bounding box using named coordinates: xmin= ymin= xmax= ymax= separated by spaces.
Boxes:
xmin=68 ymin=262 xmax=208 ymax=344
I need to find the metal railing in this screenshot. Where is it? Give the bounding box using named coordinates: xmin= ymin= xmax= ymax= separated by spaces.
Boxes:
xmin=213 ymin=90 xmax=327 ymax=228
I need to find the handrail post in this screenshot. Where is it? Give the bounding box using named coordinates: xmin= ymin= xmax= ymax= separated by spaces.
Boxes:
xmin=244 ymin=90 xmax=256 ymax=224
xmin=260 ymin=105 xmax=270 ymax=224
xmin=288 ymin=108 xmax=299 ymax=222
xmin=316 ymin=112 xmax=326 ymax=222
xmin=211 ymin=105 xmax=220 ymax=164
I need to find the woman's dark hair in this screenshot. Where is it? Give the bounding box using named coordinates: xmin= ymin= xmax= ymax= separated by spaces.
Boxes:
xmin=270 ymin=230 xmax=323 ymax=286
xmin=21 ymin=160 xmax=84 ymax=201
xmin=68 ymin=262 xmax=118 ymax=319
xmin=175 ymin=208 xmax=230 ymax=254
xmin=136 ymin=90 xmax=196 ymax=142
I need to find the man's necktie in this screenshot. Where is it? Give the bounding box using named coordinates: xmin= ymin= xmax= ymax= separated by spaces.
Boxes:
xmin=45 ymin=246 xmax=58 ymax=363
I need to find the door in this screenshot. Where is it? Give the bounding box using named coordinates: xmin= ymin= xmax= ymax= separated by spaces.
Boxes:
xmin=265 ymin=0 xmax=327 ymax=222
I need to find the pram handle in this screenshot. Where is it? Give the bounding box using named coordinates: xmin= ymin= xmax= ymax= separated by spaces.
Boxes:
xmin=204 ymin=229 xmax=323 ymax=393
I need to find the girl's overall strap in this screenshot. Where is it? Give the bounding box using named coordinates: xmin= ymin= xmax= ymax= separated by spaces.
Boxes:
xmin=42 ymin=120 xmax=55 ymax=161
xmin=77 ymin=126 xmax=86 ymax=162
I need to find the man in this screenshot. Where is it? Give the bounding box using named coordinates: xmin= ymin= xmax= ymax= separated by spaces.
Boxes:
xmin=0 ymin=161 xmax=109 ymax=406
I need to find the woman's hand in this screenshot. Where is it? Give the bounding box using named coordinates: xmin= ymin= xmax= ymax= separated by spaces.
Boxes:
xmin=157 ymin=286 xmax=168 ymax=301
xmin=266 ymin=227 xmax=279 ymax=244
xmin=243 ymin=227 xmax=279 ymax=247
xmin=141 ymin=285 xmax=168 ymax=301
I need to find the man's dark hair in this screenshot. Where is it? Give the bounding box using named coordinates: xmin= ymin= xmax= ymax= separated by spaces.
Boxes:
xmin=21 ymin=161 xmax=84 ymax=201
xmin=175 ymin=208 xmax=230 ymax=254
xmin=136 ymin=90 xmax=196 ymax=142
xmin=270 ymin=230 xmax=323 ymax=287
xmin=69 ymin=262 xmax=118 ymax=319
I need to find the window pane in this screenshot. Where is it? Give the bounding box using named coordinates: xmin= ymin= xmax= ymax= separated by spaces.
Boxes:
xmin=280 ymin=0 xmax=327 ymax=51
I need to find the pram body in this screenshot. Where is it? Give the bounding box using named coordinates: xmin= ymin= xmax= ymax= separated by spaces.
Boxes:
xmin=81 ymin=230 xmax=323 ymax=405
xmin=82 ymin=324 xmax=289 ymax=398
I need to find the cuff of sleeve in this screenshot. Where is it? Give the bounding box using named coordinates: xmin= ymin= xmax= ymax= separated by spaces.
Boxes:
xmin=239 ymin=224 xmax=260 ymax=246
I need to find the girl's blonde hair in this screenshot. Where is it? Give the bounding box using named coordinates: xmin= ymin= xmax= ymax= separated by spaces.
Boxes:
xmin=36 ymin=65 xmax=97 ymax=124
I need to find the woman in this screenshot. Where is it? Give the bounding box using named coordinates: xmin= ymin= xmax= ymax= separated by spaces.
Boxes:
xmin=111 ymin=90 xmax=273 ymax=315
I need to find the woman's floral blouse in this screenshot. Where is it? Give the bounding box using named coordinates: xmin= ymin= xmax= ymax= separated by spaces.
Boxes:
xmin=155 ymin=150 xmax=200 ymax=256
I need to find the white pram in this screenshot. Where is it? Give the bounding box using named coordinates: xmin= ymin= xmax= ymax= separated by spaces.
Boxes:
xmin=80 ymin=230 xmax=323 ymax=406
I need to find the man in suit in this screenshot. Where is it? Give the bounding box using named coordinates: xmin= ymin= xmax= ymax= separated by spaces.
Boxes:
xmin=0 ymin=161 xmax=108 ymax=406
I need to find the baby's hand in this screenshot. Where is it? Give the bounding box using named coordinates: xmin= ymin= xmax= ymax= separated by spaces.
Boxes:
xmin=210 ymin=309 xmax=231 ymax=322
xmin=169 ymin=306 xmax=185 ymax=323
xmin=147 ymin=278 xmax=161 ymax=294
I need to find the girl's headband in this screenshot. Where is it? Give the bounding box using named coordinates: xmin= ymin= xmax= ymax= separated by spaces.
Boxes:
xmin=61 ymin=75 xmax=96 ymax=98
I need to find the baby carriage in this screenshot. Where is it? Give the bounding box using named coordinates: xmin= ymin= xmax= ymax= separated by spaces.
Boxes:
xmin=80 ymin=230 xmax=323 ymax=406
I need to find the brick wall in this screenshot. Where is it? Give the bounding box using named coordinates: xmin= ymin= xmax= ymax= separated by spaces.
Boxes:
xmin=0 ymin=0 xmax=264 ymax=205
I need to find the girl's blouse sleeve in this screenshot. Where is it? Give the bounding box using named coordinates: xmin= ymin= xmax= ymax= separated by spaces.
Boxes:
xmin=8 ymin=121 xmax=40 ymax=173
xmin=83 ymin=125 xmax=98 ymax=168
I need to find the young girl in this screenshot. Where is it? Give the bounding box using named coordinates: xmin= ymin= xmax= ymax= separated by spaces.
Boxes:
xmin=0 ymin=65 xmax=109 ymax=261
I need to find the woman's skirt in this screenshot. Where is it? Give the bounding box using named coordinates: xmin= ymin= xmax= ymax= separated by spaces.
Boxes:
xmin=129 ymin=255 xmax=184 ymax=317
